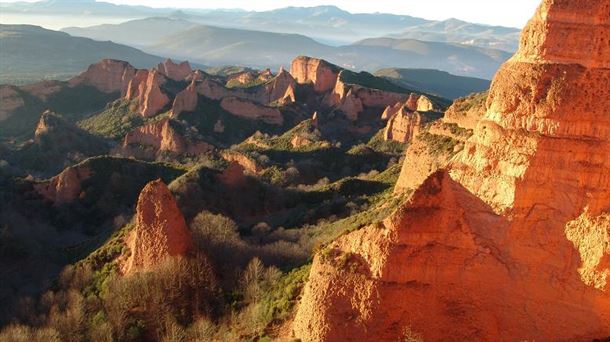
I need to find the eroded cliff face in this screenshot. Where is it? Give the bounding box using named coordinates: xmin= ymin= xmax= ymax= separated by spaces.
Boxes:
xmin=293 ymin=0 xmax=610 ymax=340
xmin=123 ymin=180 xmax=194 ymax=274
xmin=326 ymin=72 xmax=407 ymax=121
xmin=34 ymin=164 xmax=92 ymax=205
xmin=116 ymin=118 xmax=212 ymax=160
xmin=125 ymin=69 xmax=171 ymax=117
xmin=220 ymin=97 xmax=284 ymax=125
xmin=171 ymin=80 xmax=198 ymax=117
xmin=291 ymin=56 xmax=340 ymax=93
xmin=383 ymin=109 xmax=424 ymax=143
xmin=68 ymin=59 xmax=136 ymax=94
xmin=157 ymin=59 xmax=191 ymax=82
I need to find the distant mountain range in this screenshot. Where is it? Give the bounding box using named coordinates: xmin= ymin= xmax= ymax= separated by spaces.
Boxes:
xmin=374 ymin=68 xmax=491 ymax=100
xmin=0 ymin=24 xmax=163 ymax=84
xmin=3 ymin=0 xmax=521 ymax=49
xmin=63 ymin=18 xmax=512 ymax=79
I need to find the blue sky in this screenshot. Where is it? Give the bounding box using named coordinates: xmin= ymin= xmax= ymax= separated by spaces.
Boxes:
xmin=0 ymin=0 xmax=541 ymax=28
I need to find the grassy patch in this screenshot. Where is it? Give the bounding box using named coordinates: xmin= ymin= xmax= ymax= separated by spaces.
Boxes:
xmin=78 ymin=100 xmax=143 ymax=140
xmin=418 ymin=132 xmax=460 ymax=156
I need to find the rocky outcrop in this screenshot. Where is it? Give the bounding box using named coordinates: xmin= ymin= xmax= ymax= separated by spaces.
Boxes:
xmin=383 ymin=110 xmax=425 ymax=143
xmin=257 ymin=68 xmax=297 ymax=105
xmin=220 ymin=97 xmax=283 ymax=125
xmin=34 ymin=164 xmax=92 ymax=205
xmin=68 ymin=59 xmax=136 ymax=94
xmin=293 ymin=1 xmax=610 ymax=340
xmin=327 ymin=73 xmax=407 ymax=121
xmin=125 ymin=69 xmax=170 ymax=117
xmin=157 ymin=59 xmax=191 ymax=82
xmin=123 ymin=180 xmax=194 ymax=274
xmin=116 ymin=118 xmax=212 ymax=160
xmin=221 ymin=151 xmax=262 ymax=174
xmin=443 ymin=91 xmax=488 ymax=130
xmin=404 ymin=93 xmax=436 ymax=112
xmin=171 ymin=80 xmax=199 ymax=117
xmin=0 ymin=86 xmax=24 ymax=122
xmin=291 ymin=56 xmax=340 ymax=93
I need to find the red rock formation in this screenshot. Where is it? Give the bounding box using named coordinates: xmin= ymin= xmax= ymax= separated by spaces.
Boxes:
xmin=157 ymin=59 xmax=192 ymax=82
xmin=383 ymin=110 xmax=424 ymax=143
xmin=171 ymin=80 xmax=199 ymax=117
xmin=219 ymin=162 xmax=247 ymax=187
xmin=404 ymin=93 xmax=436 ymax=112
xmin=116 ymin=118 xmax=212 ymax=159
xmin=443 ymin=92 xmax=488 ymax=130
xmin=293 ymin=1 xmax=610 ymax=340
xmin=68 ymin=59 xmax=136 ymax=94
xmin=123 ymin=180 xmax=194 ymax=274
xmin=34 ymin=164 xmax=92 ymax=205
xmin=125 ymin=69 xmax=170 ymax=117
xmin=257 ymin=68 xmax=297 ymax=105
xmin=290 ymin=56 xmax=340 ymax=93
xmin=220 ymin=97 xmax=283 ymax=125
xmin=221 ymin=151 xmax=262 ymax=174
xmin=327 ymin=73 xmax=407 ymax=121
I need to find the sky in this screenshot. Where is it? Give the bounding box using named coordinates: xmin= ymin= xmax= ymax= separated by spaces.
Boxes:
xmin=0 ymin=0 xmax=541 ymax=28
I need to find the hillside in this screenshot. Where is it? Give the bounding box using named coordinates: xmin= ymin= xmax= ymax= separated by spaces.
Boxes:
xmin=347 ymin=37 xmax=511 ymax=79
xmin=147 ymin=25 xmax=334 ymax=69
xmin=62 ymin=17 xmax=199 ymax=48
xmin=375 ymin=68 xmax=491 ymax=99
xmin=0 ymin=24 xmax=163 ymax=84
xmin=392 ymin=18 xmax=520 ymax=51
xmin=65 ymin=19 xmax=510 ymax=79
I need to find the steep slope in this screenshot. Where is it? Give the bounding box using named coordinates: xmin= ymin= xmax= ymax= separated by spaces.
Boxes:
xmin=0 ymin=24 xmax=163 ymax=85
xmin=293 ymin=0 xmax=610 ymax=340
xmin=374 ymin=68 xmax=491 ymax=99
xmin=9 ymin=110 xmax=109 ymax=176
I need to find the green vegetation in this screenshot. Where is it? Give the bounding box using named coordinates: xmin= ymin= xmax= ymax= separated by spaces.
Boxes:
xmin=367 ymin=129 xmax=406 ymax=154
xmin=78 ymin=100 xmax=144 ymax=140
xmin=418 ymin=132 xmax=460 ymax=156
xmin=226 ymin=78 xmax=267 ymax=89
xmin=339 ymin=69 xmax=409 ymax=93
xmin=451 ymin=91 xmax=488 ymax=113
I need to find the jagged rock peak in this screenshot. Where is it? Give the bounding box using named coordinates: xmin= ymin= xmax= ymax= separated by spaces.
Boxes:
xmin=290 ymin=56 xmax=341 ymax=93
xmin=68 ymin=59 xmax=136 ymax=94
xmin=123 ymin=179 xmax=194 ymax=274
xmin=157 ymin=58 xmax=192 ymax=81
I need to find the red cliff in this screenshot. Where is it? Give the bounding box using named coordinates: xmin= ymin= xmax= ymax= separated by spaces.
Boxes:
xmin=293 ymin=0 xmax=610 ymax=340
xmin=123 ymin=180 xmax=194 ymax=274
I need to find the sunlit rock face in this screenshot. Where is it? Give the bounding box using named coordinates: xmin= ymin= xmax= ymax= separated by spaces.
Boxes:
xmin=125 ymin=69 xmax=170 ymax=118
xmin=68 ymin=59 xmax=136 ymax=94
xmin=290 ymin=56 xmax=340 ymax=93
xmin=293 ymin=0 xmax=610 ymax=340
xmin=157 ymin=59 xmax=192 ymax=82
xmin=116 ymin=118 xmax=212 ymax=160
xmin=123 ymin=180 xmax=194 ymax=274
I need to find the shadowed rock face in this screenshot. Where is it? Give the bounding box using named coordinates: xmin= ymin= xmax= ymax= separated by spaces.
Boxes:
xmin=123 ymin=180 xmax=194 ymax=274
xmin=293 ymin=0 xmax=610 ymax=340
xmin=157 ymin=59 xmax=191 ymax=82
xmin=116 ymin=118 xmax=212 ymax=160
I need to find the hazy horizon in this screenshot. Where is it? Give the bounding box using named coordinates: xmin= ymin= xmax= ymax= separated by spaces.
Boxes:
xmin=0 ymin=0 xmax=539 ymax=28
